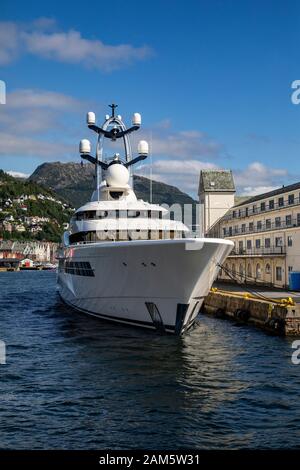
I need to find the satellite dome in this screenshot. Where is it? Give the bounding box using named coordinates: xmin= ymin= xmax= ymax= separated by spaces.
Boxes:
xmin=106 ymin=163 xmax=129 ymax=188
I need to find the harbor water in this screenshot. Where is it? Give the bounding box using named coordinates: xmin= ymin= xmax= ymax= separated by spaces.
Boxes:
xmin=0 ymin=271 xmax=299 ymax=449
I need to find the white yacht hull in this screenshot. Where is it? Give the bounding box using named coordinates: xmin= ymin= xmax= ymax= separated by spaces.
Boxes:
xmin=57 ymin=238 xmax=233 ymax=335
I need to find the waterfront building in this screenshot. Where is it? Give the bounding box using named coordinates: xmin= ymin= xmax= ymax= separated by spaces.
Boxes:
xmin=200 ymin=170 xmax=300 ymax=288
xmin=198 ymin=169 xmax=236 ymax=235
xmin=0 ymin=241 xmax=58 ymax=263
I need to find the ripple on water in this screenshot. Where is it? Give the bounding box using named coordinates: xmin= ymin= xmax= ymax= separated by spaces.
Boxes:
xmin=0 ymin=271 xmax=300 ymax=449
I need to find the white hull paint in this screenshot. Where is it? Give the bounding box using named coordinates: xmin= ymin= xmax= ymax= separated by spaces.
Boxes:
xmin=57 ymin=237 xmax=233 ymax=335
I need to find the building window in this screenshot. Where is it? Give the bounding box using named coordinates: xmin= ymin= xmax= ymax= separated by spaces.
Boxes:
xmin=239 ymin=263 xmax=244 ymax=280
xmin=288 ymin=236 xmax=293 ymax=247
xmin=247 ymin=263 xmax=252 ymax=278
xmin=246 ymin=240 xmax=252 ymax=250
xmin=286 ymin=215 xmax=292 ymax=226
xmin=253 ymin=205 xmax=257 ymax=213
xmin=229 ymin=226 xmax=232 ymax=236
xmin=232 ymin=264 xmax=236 ymax=276
xmin=260 ymin=202 xmax=266 ymax=211
xmin=297 ymin=213 xmax=300 ymax=226
xmin=245 ymin=207 xmax=249 ymax=217
xmin=241 ymin=223 xmax=246 ymax=233
xmin=233 ymin=210 xmax=236 ymax=218
xmin=223 ymin=228 xmax=226 ymax=236
xmin=278 ymin=197 xmax=284 ymax=207
xmin=249 ymin=222 xmax=254 ymax=232
xmin=238 ymin=210 xmax=241 ymax=217
xmin=238 ymin=241 xmax=243 ymax=253
xmin=276 ymin=266 xmax=282 ymax=281
xmin=266 ymin=219 xmax=271 ymax=229
xmin=275 ymin=237 xmax=283 ymax=247
xmin=265 ymin=263 xmax=271 ymax=274
xmin=234 ymin=225 xmax=238 ymax=234
xmin=269 ymin=200 xmax=274 ymax=209
xmin=256 ymin=263 xmax=262 ymax=279
xmin=288 ymin=194 xmax=294 ymax=205
xmin=288 ymin=266 xmax=293 ymax=272
xmin=257 ymin=221 xmax=262 ymax=231
xmin=255 ymin=239 xmax=261 ymax=248
xmin=275 ymin=217 xmax=281 ymax=227
xmin=265 ymin=238 xmax=271 ymax=248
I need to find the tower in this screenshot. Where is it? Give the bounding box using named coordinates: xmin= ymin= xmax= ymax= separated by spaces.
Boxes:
xmin=198 ymin=169 xmax=235 ymax=235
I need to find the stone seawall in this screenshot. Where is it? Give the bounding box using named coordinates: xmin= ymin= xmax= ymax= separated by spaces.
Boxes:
xmin=202 ymin=290 xmax=300 ymax=336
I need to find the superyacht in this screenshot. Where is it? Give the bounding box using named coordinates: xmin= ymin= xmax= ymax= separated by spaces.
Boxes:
xmin=57 ymin=104 xmax=233 ymax=334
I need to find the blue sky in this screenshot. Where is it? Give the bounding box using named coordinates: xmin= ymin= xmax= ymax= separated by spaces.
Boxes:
xmin=0 ymin=0 xmax=299 ymax=197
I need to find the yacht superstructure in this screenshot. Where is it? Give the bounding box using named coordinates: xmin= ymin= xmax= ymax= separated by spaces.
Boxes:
xmin=57 ymin=105 xmax=233 ymax=334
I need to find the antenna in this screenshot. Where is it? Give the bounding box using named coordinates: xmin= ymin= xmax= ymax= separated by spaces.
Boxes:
xmin=150 ymin=131 xmax=153 ymax=204
xmin=80 ymin=105 xmax=147 ymax=199
xmin=109 ymin=103 xmax=118 ymax=117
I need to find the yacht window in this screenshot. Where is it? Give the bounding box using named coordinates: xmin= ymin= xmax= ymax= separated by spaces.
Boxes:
xmin=148 ymin=210 xmax=161 ymax=219
xmin=128 ymin=210 xmax=141 ymax=218
xmin=65 ymin=261 xmax=94 ymax=277
xmin=75 ymin=210 xmax=107 ymax=220
xmin=86 ymin=211 xmax=96 ymax=219
xmin=97 ymin=210 xmax=108 ymax=219
xmin=69 ymin=228 xmax=182 ymax=244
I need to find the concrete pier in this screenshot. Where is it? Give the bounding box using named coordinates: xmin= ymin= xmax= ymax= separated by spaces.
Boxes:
xmin=202 ymin=283 xmax=300 ymax=336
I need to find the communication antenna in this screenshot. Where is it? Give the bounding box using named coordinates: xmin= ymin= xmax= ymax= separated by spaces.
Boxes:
xmin=79 ymin=105 xmax=147 ymax=201
xmin=150 ymin=130 xmax=153 ymax=204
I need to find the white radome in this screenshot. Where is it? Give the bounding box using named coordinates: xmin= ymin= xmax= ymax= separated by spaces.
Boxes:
xmin=87 ymin=112 xmax=96 ymax=125
xmin=132 ymin=113 xmax=141 ymax=126
xmin=106 ymin=163 xmax=130 ymax=188
xmin=79 ymin=139 xmax=91 ymax=154
xmin=138 ymin=140 xmax=149 ymax=155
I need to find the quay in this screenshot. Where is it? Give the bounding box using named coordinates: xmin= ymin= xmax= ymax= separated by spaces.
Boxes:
xmin=202 ymin=281 xmax=300 ymax=336
xmin=0 ymin=258 xmax=56 ymax=272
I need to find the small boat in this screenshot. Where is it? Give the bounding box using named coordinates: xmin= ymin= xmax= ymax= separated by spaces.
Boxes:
xmin=57 ymin=105 xmax=233 ymax=334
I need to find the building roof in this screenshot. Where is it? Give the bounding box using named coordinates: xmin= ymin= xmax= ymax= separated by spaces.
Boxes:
xmin=0 ymin=241 xmax=14 ymax=250
xmin=234 ymin=181 xmax=300 ymax=207
xmin=198 ymin=170 xmax=235 ymax=194
xmin=234 ymin=196 xmax=250 ymax=206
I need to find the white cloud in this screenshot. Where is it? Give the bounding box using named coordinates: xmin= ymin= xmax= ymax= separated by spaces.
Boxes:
xmin=0 ymin=131 xmax=73 ymax=158
xmin=137 ymin=158 xmax=218 ymax=195
xmin=136 ymin=158 xmax=290 ymax=198
xmin=0 ymin=22 xmax=19 ymax=64
xmin=151 ymin=133 xmax=220 ymax=159
xmin=7 ymin=170 xmax=30 ymax=179
xmin=0 ymin=19 xmax=152 ymax=71
xmin=0 ymin=108 xmax=56 ymax=134
xmin=31 ymin=17 xmax=57 ymax=31
xmin=131 ymin=128 xmax=222 ymax=161
xmin=7 ymin=89 xmax=86 ymax=110
xmin=239 ymin=186 xmax=279 ymax=196
xmin=154 ymin=119 xmax=172 ymax=130
xmin=0 ymin=87 xmax=87 ymax=159
xmin=234 ymin=161 xmax=288 ymax=195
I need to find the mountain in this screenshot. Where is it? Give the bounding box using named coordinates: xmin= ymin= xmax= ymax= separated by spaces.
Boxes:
xmin=0 ymin=170 xmax=73 ymax=243
xmin=29 ymin=162 xmax=197 ymax=208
